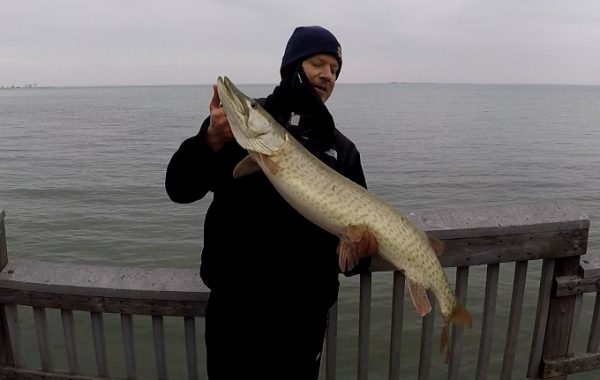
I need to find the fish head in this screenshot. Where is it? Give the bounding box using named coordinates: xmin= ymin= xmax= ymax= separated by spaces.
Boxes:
xmin=217 ymin=76 xmax=285 ymax=155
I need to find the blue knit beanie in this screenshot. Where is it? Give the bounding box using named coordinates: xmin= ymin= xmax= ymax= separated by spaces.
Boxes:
xmin=280 ymin=26 xmax=342 ymax=80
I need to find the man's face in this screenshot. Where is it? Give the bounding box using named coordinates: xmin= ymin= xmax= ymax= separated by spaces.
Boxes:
xmin=301 ymin=54 xmax=339 ymax=103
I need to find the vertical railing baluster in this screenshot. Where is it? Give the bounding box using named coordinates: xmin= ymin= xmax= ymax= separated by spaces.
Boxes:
xmin=388 ymin=271 xmax=405 ymax=380
xmin=539 ymin=256 xmax=582 ymax=380
xmin=91 ymin=311 xmax=109 ymax=377
xmin=357 ymin=273 xmax=372 ymax=380
xmin=184 ymin=316 xmax=198 ymax=380
xmin=447 ymin=266 xmax=469 ymax=380
xmin=418 ymin=292 xmax=435 ymax=380
xmin=33 ymin=306 xmax=53 ymax=371
xmin=0 ymin=305 xmax=13 ymax=367
xmin=526 ymin=259 xmax=555 ymax=378
xmin=326 ymin=302 xmax=338 ymax=380
xmin=587 ymin=291 xmax=600 ymax=353
xmin=153 ymin=315 xmax=168 ymax=380
xmin=500 ymin=260 xmax=528 ymax=380
xmin=476 ymin=263 xmax=500 ymax=380
xmin=61 ymin=309 xmax=80 ymax=374
xmin=121 ymin=313 xmax=136 ymax=378
xmin=567 ymin=293 xmax=583 ymax=354
xmin=3 ymin=304 xmax=20 ymax=366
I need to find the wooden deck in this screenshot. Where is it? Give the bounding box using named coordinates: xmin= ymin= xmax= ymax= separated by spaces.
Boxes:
xmin=0 ymin=202 xmax=599 ymax=379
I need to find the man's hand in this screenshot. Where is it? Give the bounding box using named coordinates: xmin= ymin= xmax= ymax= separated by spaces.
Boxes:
xmin=206 ymin=85 xmax=234 ymax=151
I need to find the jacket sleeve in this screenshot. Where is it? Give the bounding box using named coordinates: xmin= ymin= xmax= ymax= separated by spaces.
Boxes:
xmin=165 ymin=117 xmax=217 ymax=204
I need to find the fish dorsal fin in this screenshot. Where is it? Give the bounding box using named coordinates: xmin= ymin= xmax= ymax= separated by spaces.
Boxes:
xmin=427 ymin=234 xmax=445 ymax=258
xmin=407 ymin=278 xmax=432 ymax=317
xmin=233 ymin=155 xmax=261 ymax=178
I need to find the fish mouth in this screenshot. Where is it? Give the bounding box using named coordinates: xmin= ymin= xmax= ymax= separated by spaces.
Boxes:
xmin=217 ymin=76 xmax=249 ymax=121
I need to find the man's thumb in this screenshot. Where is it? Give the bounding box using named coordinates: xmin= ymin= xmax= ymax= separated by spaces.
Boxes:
xmin=209 ymin=85 xmax=220 ymax=110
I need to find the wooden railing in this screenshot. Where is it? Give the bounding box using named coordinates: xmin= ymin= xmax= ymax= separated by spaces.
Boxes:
xmin=0 ymin=202 xmax=598 ymax=380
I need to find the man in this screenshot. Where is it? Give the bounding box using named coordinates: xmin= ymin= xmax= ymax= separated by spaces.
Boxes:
xmin=166 ymin=25 xmax=376 ymax=380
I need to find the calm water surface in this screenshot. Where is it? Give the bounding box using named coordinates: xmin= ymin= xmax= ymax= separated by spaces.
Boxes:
xmin=1 ymin=84 xmax=599 ymax=379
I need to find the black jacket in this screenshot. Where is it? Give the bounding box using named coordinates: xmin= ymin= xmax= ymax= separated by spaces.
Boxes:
xmin=165 ymin=71 xmax=370 ymax=310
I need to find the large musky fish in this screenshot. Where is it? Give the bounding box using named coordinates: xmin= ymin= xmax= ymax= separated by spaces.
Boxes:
xmin=216 ymin=76 xmax=472 ymax=358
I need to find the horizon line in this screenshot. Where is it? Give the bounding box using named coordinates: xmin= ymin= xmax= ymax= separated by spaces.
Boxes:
xmin=2 ymin=81 xmax=600 ymax=89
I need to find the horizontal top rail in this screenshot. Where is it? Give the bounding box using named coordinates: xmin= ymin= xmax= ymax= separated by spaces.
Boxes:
xmin=370 ymin=200 xmax=590 ymax=271
xmin=0 ymin=259 xmax=209 ymax=301
xmin=0 ymin=260 xmax=209 ymax=316
xmin=405 ymin=200 xmax=588 ymax=240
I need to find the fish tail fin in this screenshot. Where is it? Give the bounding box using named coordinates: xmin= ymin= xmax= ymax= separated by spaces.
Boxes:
xmin=439 ymin=302 xmax=472 ymax=364
xmin=440 ymin=322 xmax=450 ymax=364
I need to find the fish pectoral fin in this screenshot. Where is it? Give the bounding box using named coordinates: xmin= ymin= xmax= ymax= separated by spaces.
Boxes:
xmin=407 ymin=279 xmax=432 ymax=317
xmin=233 ymin=155 xmax=261 ymax=178
xmin=337 ymin=237 xmax=359 ymax=272
xmin=427 ymin=234 xmax=445 ymax=258
xmin=244 ymin=131 xmax=289 ymax=156
xmin=346 ymin=224 xmax=367 ymax=242
xmin=337 ymin=224 xmax=378 ymax=272
xmin=258 ymin=153 xmax=280 ymax=176
xmin=257 ymin=134 xmax=289 ymax=176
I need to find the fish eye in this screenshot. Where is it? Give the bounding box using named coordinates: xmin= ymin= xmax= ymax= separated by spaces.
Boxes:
xmin=250 ymin=101 xmax=258 ymax=109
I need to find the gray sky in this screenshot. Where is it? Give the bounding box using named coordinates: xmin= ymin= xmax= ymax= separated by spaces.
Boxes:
xmin=2 ymin=0 xmax=600 ymax=86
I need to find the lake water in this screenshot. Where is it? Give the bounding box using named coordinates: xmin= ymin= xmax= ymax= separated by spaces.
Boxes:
xmin=1 ymin=83 xmax=599 ymax=379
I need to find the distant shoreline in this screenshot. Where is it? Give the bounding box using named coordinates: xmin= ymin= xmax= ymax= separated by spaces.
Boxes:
xmin=1 ymin=82 xmax=599 ymax=90
xmin=0 ymin=84 xmax=46 ymax=89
